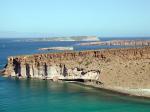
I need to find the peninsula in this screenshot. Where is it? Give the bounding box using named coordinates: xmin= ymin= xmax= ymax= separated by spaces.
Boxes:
xmin=78 ymin=39 xmax=150 ymax=46
xmin=1 ymin=47 xmax=150 ymax=97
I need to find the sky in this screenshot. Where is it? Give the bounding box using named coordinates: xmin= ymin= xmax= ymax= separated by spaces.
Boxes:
xmin=0 ymin=0 xmax=150 ymax=38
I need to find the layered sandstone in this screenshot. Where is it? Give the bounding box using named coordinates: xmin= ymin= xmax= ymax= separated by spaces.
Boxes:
xmin=2 ymin=47 xmax=150 ymax=96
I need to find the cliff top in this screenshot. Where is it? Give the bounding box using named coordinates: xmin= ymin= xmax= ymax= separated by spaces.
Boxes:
xmin=8 ymin=46 xmax=150 ymax=61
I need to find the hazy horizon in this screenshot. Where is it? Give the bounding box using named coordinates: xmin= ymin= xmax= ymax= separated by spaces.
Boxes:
xmin=1 ymin=36 xmax=150 ymax=39
xmin=1 ymin=0 xmax=150 ymax=38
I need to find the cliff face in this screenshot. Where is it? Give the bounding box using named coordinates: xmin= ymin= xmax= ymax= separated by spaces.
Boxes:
xmin=2 ymin=47 xmax=150 ymax=88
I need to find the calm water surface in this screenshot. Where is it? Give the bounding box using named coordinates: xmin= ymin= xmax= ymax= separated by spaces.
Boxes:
xmin=0 ymin=38 xmax=150 ymax=112
xmin=0 ymin=77 xmax=150 ymax=112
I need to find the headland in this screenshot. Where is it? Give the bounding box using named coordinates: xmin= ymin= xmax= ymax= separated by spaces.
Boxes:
xmin=1 ymin=46 xmax=150 ymax=97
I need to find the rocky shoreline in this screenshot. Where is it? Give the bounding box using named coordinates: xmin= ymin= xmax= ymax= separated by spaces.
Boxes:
xmin=1 ymin=46 xmax=150 ymax=97
xmin=76 ymin=81 xmax=150 ymax=98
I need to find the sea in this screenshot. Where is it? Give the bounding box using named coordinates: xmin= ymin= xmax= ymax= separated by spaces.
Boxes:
xmin=0 ymin=37 xmax=150 ymax=112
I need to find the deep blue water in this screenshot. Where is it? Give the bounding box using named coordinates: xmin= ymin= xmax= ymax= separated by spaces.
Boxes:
xmin=0 ymin=38 xmax=150 ymax=112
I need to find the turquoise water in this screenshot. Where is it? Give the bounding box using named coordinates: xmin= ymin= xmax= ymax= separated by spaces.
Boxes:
xmin=0 ymin=76 xmax=150 ymax=112
xmin=1 ymin=38 xmax=150 ymax=112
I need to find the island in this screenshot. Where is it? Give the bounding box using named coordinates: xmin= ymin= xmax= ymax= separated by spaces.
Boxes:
xmin=1 ymin=47 xmax=150 ymax=97
xmin=38 ymin=47 xmax=74 ymax=51
xmin=17 ymin=36 xmax=99 ymax=42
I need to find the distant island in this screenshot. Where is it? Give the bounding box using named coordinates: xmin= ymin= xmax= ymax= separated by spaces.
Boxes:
xmin=38 ymin=47 xmax=74 ymax=51
xmin=16 ymin=36 xmax=99 ymax=42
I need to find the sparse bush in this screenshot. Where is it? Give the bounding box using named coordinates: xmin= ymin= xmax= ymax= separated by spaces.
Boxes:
xmin=85 ymin=61 xmax=91 ymax=66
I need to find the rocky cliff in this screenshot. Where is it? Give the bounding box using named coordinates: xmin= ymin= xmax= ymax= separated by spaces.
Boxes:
xmin=2 ymin=47 xmax=150 ymax=91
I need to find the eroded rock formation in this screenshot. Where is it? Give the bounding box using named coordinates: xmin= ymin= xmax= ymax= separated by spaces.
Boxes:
xmin=2 ymin=47 xmax=150 ymax=89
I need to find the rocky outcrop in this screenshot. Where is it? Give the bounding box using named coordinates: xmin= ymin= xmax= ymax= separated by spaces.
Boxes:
xmin=2 ymin=51 xmax=102 ymax=81
xmin=2 ymin=47 xmax=150 ymax=89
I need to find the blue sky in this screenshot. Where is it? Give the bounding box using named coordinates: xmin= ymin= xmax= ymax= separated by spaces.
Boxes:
xmin=0 ymin=0 xmax=150 ymax=38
